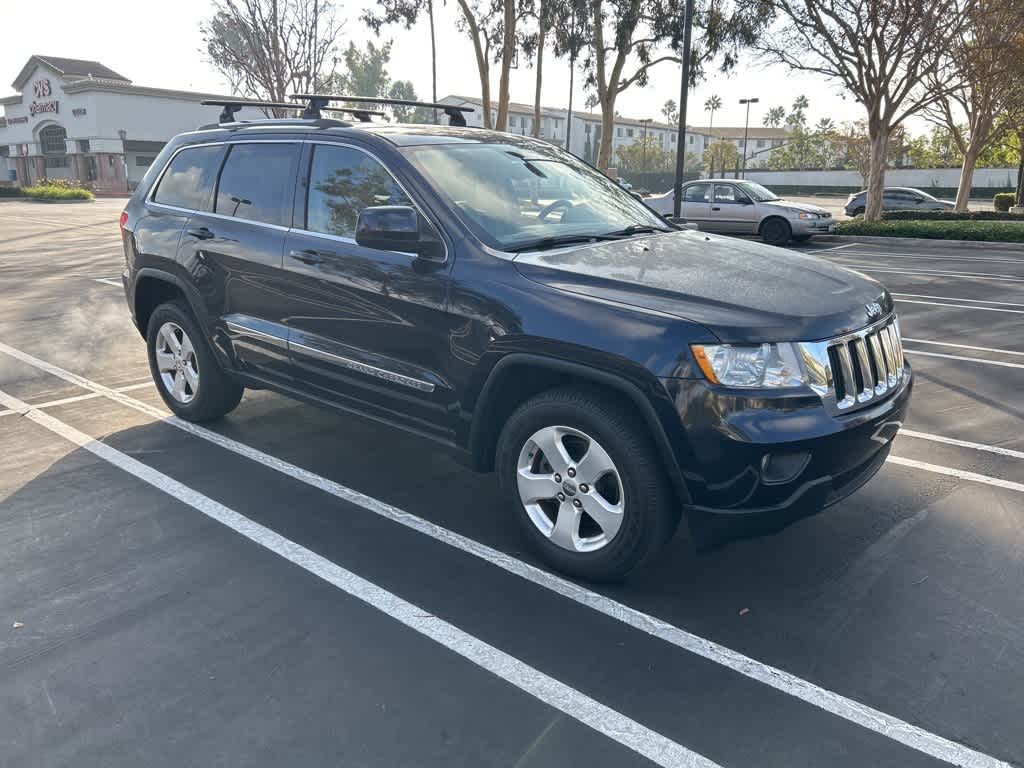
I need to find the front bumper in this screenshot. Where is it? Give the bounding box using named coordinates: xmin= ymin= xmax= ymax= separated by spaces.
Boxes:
xmin=791 ymin=217 xmax=837 ymax=235
xmin=659 ymin=363 xmax=912 ymax=548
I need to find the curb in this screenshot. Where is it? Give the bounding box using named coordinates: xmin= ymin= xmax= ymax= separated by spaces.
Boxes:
xmin=811 ymin=234 xmax=1024 ymax=252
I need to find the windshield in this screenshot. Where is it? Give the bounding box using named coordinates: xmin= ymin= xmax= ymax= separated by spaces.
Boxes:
xmin=404 ymin=141 xmax=670 ymax=251
xmin=736 ymin=181 xmax=780 ymax=202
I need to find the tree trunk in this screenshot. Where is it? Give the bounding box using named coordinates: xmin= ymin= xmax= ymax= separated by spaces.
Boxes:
xmin=458 ymin=0 xmax=492 ymax=129
xmin=597 ymin=95 xmax=617 ymax=171
xmin=533 ymin=20 xmax=545 ymax=138
xmin=954 ymin=145 xmax=980 ymax=212
xmin=1016 ymin=130 xmax=1024 ymax=208
xmin=495 ymin=0 xmax=517 ymax=131
xmin=864 ymin=124 xmax=890 ymax=221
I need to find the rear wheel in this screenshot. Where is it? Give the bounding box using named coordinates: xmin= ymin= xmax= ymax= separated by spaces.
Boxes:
xmin=146 ymin=301 xmax=243 ymax=422
xmin=496 ymin=388 xmax=678 ymax=582
xmin=760 ymin=217 xmax=792 ymax=246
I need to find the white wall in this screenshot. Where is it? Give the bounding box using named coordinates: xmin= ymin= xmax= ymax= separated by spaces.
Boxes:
xmin=740 ymin=167 xmax=1019 ymax=189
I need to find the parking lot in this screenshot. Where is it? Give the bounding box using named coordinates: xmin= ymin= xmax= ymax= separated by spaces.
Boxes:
xmin=2 ymin=198 xmax=1022 ymax=768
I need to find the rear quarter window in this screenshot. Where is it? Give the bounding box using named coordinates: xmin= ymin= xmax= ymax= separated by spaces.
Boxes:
xmin=152 ymin=145 xmax=226 ymax=212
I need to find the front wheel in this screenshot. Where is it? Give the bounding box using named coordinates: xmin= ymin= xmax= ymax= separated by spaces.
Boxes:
xmin=146 ymin=301 xmax=243 ymax=422
xmin=760 ymin=217 xmax=792 ymax=246
xmin=496 ymin=388 xmax=679 ymax=582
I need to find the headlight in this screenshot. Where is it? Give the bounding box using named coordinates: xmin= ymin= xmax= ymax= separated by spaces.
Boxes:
xmin=797 ymin=212 xmax=820 ymax=219
xmin=691 ymin=343 xmax=806 ymax=388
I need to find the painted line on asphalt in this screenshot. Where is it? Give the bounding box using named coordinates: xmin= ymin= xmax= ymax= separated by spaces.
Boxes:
xmin=0 ymin=383 xmax=719 ymax=768
xmin=894 ymin=293 xmax=1024 ymax=308
xmin=832 ymin=251 xmax=1024 ymax=265
xmin=888 ymin=456 xmax=1024 ymax=494
xmin=0 ymin=339 xmax=1011 ymax=768
xmin=93 ymin=277 xmax=123 ymax=287
xmin=903 ymin=338 xmax=1024 ymax=357
xmin=834 ymin=264 xmax=1024 ymax=283
xmin=0 ymin=381 xmax=152 ymax=418
xmin=808 ymin=243 xmax=860 ymax=253
xmin=903 ymin=348 xmax=1024 ymax=370
xmin=900 ymin=430 xmax=1024 ymax=461
xmin=897 ymin=299 xmax=1024 ymax=314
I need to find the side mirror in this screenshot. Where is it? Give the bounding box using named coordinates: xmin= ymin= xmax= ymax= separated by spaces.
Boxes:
xmin=356 ymin=205 xmax=445 ymax=262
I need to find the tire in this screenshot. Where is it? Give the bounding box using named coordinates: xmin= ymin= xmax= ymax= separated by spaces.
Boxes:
xmin=760 ymin=217 xmax=792 ymax=246
xmin=496 ymin=387 xmax=679 ymax=582
xmin=792 ymin=234 xmax=812 ymax=243
xmin=146 ymin=301 xmax=243 ymax=422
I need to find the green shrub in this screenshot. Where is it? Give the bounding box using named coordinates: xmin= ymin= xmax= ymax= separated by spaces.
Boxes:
xmin=993 ymin=192 xmax=1015 ymax=212
xmin=22 ymin=185 xmax=94 ymax=201
xmin=836 ymin=218 xmax=1024 ymax=243
xmin=881 ymin=209 xmax=1023 ymax=221
xmin=0 ymin=186 xmax=24 ymax=198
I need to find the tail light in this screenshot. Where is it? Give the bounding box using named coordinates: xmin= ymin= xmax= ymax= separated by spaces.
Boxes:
xmin=119 ymin=211 xmax=128 ymax=232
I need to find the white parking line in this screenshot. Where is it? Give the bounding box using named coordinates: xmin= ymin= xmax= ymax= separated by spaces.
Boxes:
xmin=903 ymin=348 xmax=1024 ymax=369
xmin=808 ymin=243 xmax=860 ymax=253
xmin=93 ymin=277 xmax=122 ymax=287
xmin=0 ymin=381 xmax=152 ymax=418
xmin=894 ymin=293 xmax=1024 ymax=308
xmin=0 ymin=339 xmax=1011 ymax=768
xmin=831 ymin=251 xmax=1024 ymax=265
xmin=897 ymin=299 xmax=1024 ymax=315
xmin=903 ymin=338 xmax=1024 ymax=357
xmin=0 ymin=384 xmax=720 ymax=768
xmin=888 ymin=456 xmax=1024 ymax=493
xmin=835 ymin=264 xmax=1024 ymax=283
xmin=900 ymin=430 xmax=1024 ymax=461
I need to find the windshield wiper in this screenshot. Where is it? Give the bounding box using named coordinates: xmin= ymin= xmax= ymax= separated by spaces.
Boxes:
xmin=512 ymin=233 xmax=623 ymax=252
xmin=601 ymin=223 xmax=671 ymax=237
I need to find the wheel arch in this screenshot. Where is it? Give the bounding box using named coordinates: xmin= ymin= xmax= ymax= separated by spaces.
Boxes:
xmin=467 ymin=353 xmax=692 ymax=507
xmin=132 ymin=268 xmax=209 ymax=339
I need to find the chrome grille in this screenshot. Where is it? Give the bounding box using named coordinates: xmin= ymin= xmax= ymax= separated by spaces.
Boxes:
xmin=799 ymin=315 xmax=906 ymax=414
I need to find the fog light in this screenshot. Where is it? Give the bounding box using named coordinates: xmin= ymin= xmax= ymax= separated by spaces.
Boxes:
xmin=761 ymin=452 xmax=811 ymax=485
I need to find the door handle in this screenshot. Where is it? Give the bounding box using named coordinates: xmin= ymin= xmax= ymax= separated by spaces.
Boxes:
xmin=711 ymin=206 xmax=721 ymax=211
xmin=289 ymin=248 xmax=333 ymax=265
xmin=186 ymin=226 xmax=215 ymax=240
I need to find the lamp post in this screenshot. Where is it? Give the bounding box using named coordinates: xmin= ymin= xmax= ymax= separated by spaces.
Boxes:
xmin=739 ymin=98 xmax=758 ymax=179
xmin=672 ymin=0 xmax=694 ymax=220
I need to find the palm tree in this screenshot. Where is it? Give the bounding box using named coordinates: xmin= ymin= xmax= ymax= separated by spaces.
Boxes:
xmin=704 ymin=95 xmax=722 ymax=175
xmin=763 ymin=106 xmax=786 ymax=128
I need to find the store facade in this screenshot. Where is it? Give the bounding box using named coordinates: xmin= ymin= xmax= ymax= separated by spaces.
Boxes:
xmin=1 ymin=55 xmax=263 ymax=193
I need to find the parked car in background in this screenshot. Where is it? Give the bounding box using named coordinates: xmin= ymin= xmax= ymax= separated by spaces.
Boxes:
xmin=844 ymin=187 xmax=955 ymax=217
xmin=644 ymin=180 xmax=835 ymax=246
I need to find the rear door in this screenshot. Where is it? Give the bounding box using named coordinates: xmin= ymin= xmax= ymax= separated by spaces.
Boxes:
xmin=177 ymin=141 xmax=301 ymax=380
xmin=680 ymin=183 xmax=712 ymax=228
xmin=279 ymin=141 xmax=454 ymax=440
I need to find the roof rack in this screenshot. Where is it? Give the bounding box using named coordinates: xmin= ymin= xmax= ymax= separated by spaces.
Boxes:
xmin=200 ymin=99 xmax=304 ymax=124
xmin=289 ymin=94 xmax=475 ymax=126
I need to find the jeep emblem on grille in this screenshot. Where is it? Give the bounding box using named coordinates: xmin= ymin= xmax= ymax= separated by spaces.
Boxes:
xmin=865 ymin=302 xmax=882 ymax=319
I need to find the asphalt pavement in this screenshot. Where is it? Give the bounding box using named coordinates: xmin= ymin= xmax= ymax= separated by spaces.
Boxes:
xmin=1 ymin=199 xmax=1022 ymax=768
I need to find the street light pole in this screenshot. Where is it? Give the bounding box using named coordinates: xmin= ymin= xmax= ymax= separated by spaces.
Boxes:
xmin=672 ymin=0 xmax=694 ymax=220
xmin=739 ymin=97 xmax=758 ymax=179
xmin=565 ymin=5 xmax=577 ymax=154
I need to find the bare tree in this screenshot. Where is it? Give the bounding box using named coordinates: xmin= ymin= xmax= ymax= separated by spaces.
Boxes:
xmin=760 ymin=0 xmax=971 ymax=220
xmin=924 ymin=0 xmax=1024 ymax=210
xmin=202 ymin=0 xmax=342 ymax=107
xmin=586 ymin=0 xmax=768 ymax=171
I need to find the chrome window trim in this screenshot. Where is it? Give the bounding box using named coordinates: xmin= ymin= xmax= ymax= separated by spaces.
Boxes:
xmin=297 ymin=139 xmax=449 ymax=264
xmin=290 ymin=340 xmax=435 ymax=393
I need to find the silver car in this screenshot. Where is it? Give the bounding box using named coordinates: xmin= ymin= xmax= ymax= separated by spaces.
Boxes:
xmin=645 ymin=179 xmax=835 ymax=246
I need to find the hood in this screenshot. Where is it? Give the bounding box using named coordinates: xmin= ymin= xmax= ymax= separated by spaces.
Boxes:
xmin=762 ymin=199 xmax=830 ymax=215
xmin=513 ymin=230 xmax=892 ymax=343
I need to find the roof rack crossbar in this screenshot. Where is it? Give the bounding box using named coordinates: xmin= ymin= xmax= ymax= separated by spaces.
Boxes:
xmin=200 ymin=99 xmax=305 ymax=124
xmin=289 ymin=94 xmax=475 ymax=126
xmin=322 ymin=107 xmax=386 ymax=123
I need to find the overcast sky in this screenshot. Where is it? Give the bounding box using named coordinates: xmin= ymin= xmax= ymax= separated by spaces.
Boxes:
xmin=2 ymin=0 xmax=900 ymax=132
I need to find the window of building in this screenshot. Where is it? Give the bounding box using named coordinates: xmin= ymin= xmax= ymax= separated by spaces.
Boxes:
xmin=45 ymin=157 xmax=69 ymax=169
xmin=617 ymin=127 xmax=623 ymax=137
xmin=135 ymin=155 xmax=156 ymax=167
xmin=671 ymin=134 xmax=676 ymax=143
xmin=78 ymin=140 xmax=90 ymax=154
xmin=306 ymin=144 xmax=411 ymax=239
xmin=39 ymin=124 xmax=67 ymax=156
xmin=626 ymin=128 xmax=634 ymax=137
xmin=757 ymin=139 xmax=766 ymax=148
xmin=688 ymin=135 xmax=693 ymax=144
xmin=215 ymin=143 xmax=300 ymax=226
xmin=0 ymin=145 xmax=9 ymax=158
xmin=772 ymin=139 xmax=783 ymax=147
xmin=153 ymin=144 xmax=226 ymax=211
xmin=585 ymin=124 xmax=591 ymax=134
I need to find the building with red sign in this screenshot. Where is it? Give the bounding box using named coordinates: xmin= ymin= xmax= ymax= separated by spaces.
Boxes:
xmin=1 ymin=55 xmax=265 ymax=194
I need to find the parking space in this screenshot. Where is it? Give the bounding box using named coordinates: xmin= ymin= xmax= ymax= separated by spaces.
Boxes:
xmin=2 ymin=201 xmax=1023 ymax=767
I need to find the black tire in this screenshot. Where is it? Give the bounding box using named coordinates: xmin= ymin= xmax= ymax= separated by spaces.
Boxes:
xmin=146 ymin=301 xmax=243 ymax=422
xmin=496 ymin=387 xmax=679 ymax=582
xmin=760 ymin=217 xmax=792 ymax=246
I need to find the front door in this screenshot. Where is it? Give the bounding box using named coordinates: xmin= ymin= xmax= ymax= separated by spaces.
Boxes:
xmin=176 ymin=141 xmax=301 ymax=380
xmin=711 ymin=183 xmax=759 ymax=233
xmin=281 ymin=141 xmax=455 ymax=441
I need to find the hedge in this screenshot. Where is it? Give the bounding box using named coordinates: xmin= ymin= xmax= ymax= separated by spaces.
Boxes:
xmin=22 ymin=185 xmax=94 ymax=201
xmin=881 ymin=209 xmax=1024 ymax=221
xmin=994 ymin=192 xmax=1016 ymax=212
xmin=836 ymin=218 xmax=1024 ymax=242
xmin=0 ymin=186 xmax=24 ymax=198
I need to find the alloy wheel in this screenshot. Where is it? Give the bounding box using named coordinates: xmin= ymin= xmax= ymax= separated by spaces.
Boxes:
xmin=154 ymin=321 xmax=199 ymax=404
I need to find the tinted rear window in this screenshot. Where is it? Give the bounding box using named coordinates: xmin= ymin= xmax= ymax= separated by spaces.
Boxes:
xmin=153 ymin=145 xmax=225 ymax=211
xmin=215 ymin=143 xmax=300 ymax=227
